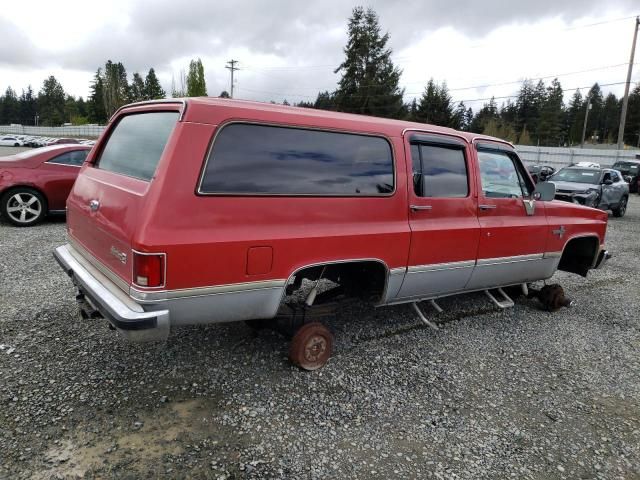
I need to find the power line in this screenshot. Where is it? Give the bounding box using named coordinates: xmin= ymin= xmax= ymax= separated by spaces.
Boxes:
xmin=236 ymin=79 xmax=637 ymax=104
xmin=242 ymin=61 xmax=635 ymax=93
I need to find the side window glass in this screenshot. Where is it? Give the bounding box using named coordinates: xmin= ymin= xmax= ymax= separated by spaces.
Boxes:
xmin=410 ymin=144 xmax=422 ymax=196
xmin=69 ymin=150 xmax=88 ymax=166
xmin=410 ymin=143 xmax=468 ymax=198
xmin=610 ymin=171 xmax=620 ymax=182
xmin=48 ymin=152 xmax=72 ymax=165
xmin=478 ymin=150 xmax=525 ymax=199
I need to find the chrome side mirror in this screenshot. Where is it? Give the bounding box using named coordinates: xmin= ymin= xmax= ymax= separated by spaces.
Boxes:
xmin=533 ymin=182 xmax=555 ymax=201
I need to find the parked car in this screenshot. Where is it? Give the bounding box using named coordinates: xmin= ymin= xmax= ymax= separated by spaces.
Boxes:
xmin=0 ymin=136 xmax=24 ymax=147
xmin=0 ymin=145 xmax=91 ymax=226
xmin=548 ymin=166 xmax=629 ymax=217
xmin=573 ymin=161 xmax=601 ymax=168
xmin=611 ymin=159 xmax=640 ymax=193
xmin=53 ymin=99 xmax=610 ymax=370
xmin=46 ymin=138 xmax=81 ymax=146
xmin=527 ymin=164 xmax=556 ymax=183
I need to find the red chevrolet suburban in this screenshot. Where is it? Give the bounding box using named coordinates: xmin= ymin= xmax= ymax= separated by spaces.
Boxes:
xmin=54 ymin=98 xmax=610 ymax=370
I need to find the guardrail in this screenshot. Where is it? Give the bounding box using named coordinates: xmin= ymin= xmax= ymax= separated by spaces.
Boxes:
xmin=0 ymin=125 xmax=106 ymax=139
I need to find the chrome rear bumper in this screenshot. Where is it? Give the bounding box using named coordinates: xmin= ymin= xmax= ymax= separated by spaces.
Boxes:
xmin=54 ymin=244 xmax=170 ymax=342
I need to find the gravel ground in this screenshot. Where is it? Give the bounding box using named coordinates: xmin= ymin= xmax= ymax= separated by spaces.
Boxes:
xmin=1 ymin=198 xmax=639 ymax=480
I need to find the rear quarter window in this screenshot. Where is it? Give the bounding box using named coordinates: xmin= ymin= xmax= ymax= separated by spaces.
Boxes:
xmin=199 ymin=123 xmax=394 ymax=195
xmin=96 ymin=112 xmax=178 ymax=181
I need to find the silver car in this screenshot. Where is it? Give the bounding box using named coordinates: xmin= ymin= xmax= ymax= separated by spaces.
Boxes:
xmin=549 ymin=167 xmax=629 ymax=217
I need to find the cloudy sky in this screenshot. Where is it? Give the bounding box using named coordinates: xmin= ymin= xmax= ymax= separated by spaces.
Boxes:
xmin=0 ymin=0 xmax=638 ymax=110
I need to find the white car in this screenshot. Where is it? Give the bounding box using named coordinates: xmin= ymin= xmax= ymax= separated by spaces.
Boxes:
xmin=574 ymin=161 xmax=601 ymax=169
xmin=0 ymin=136 xmax=24 ymax=147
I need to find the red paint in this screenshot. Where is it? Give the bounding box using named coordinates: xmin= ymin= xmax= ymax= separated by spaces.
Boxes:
xmin=0 ymin=145 xmax=92 ymax=211
xmin=66 ymin=99 xmax=608 ymax=292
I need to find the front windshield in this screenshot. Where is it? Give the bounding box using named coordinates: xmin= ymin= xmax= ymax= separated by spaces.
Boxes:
xmin=613 ymin=162 xmax=639 ymax=174
xmin=551 ymin=168 xmax=600 ymax=184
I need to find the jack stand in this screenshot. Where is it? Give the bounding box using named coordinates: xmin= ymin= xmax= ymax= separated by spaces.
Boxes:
xmin=412 ymin=302 xmax=440 ymax=330
xmin=430 ymin=299 xmax=443 ymax=313
xmin=484 ymin=288 xmax=515 ymax=309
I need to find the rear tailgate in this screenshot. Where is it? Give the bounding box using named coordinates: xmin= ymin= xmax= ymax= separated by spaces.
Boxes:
xmin=66 ymin=105 xmax=181 ymax=287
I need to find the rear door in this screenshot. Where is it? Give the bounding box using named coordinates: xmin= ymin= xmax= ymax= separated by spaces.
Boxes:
xmin=396 ymin=132 xmax=480 ymax=299
xmin=466 ymin=142 xmax=548 ymax=289
xmin=67 ymin=107 xmax=180 ymax=285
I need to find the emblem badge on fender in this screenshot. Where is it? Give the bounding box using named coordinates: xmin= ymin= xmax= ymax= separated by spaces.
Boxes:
xmin=110 ymin=246 xmax=127 ymax=264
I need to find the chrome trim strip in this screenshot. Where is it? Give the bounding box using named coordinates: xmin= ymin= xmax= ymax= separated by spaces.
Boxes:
xmin=196 ymin=120 xmax=397 ymax=197
xmin=130 ymin=279 xmax=287 ymax=302
xmin=389 ymin=266 xmax=406 ymax=275
xmin=69 ymin=238 xmax=130 ymax=293
xmin=476 ymin=253 xmax=543 ymax=267
xmin=543 ymin=251 xmax=563 ymax=259
xmin=46 ymin=162 xmax=82 ymax=168
xmin=407 ymin=260 xmax=475 ymax=274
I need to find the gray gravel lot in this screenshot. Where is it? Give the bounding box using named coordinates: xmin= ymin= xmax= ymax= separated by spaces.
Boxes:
xmin=1 ymin=198 xmax=639 ymax=479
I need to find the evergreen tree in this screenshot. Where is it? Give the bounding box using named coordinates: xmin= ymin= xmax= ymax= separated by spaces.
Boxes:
xmin=219 ymin=90 xmax=231 ymax=98
xmin=601 ymin=93 xmax=620 ymax=144
xmin=314 ymin=90 xmax=336 ymax=110
xmin=624 ymin=83 xmax=640 ymax=146
xmin=585 ymin=83 xmax=604 ymax=144
xmin=129 ymin=72 xmax=146 ymax=102
xmin=333 ymin=7 xmax=404 ymax=118
xmin=87 ymin=69 xmax=107 ymax=124
xmin=144 ymin=68 xmax=165 ymax=99
xmin=469 ymin=97 xmax=499 ymax=133
xmin=102 ymin=60 xmax=129 ymax=117
xmin=64 ymin=94 xmax=79 ymax=123
xmin=0 ymin=87 xmax=20 ymax=124
xmin=518 ymin=127 xmax=533 ymax=145
xmin=416 ymin=79 xmax=454 ymax=127
xmin=186 ymin=58 xmax=207 ymax=97
xmin=538 ymin=78 xmax=564 ymax=146
xmin=38 ymin=76 xmax=66 ymax=126
xmin=19 ymin=86 xmax=37 ymax=125
xmin=566 ymin=89 xmax=584 ymax=146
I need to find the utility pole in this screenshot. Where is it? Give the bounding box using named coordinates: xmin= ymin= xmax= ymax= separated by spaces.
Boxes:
xmin=581 ymin=95 xmax=592 ymax=149
xmin=617 ymin=16 xmax=639 ymax=150
xmin=225 ymin=60 xmax=240 ymax=98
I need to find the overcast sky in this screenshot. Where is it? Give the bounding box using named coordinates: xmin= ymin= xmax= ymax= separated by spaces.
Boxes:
xmin=1 ymin=0 xmax=639 ymax=110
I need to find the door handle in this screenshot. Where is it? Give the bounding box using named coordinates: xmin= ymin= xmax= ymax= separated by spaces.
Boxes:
xmin=410 ymin=205 xmax=433 ymax=212
xmin=479 ymin=204 xmax=497 ymax=210
xmin=89 ymin=199 xmax=100 ymax=212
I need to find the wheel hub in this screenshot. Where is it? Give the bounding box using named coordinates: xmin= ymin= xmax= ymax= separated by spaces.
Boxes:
xmin=304 ymin=335 xmax=327 ymax=362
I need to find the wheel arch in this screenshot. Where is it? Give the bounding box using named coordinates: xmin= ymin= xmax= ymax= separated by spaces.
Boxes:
xmin=557 ymin=234 xmax=600 ymax=277
xmin=281 ymin=258 xmax=391 ymax=305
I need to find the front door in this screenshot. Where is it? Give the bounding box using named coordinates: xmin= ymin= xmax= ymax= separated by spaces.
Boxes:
xmin=396 ymin=133 xmax=480 ymax=299
xmin=466 ymin=143 xmax=549 ymax=290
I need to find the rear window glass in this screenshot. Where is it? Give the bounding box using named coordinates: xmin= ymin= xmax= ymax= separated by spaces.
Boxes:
xmin=96 ymin=112 xmax=178 ymax=181
xmin=199 ymin=123 xmax=394 ymax=195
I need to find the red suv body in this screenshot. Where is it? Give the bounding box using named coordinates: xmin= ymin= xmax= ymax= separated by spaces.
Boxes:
xmin=54 ymin=99 xmax=610 ymax=344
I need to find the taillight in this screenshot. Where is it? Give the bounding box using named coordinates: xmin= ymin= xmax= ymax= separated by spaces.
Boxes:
xmin=133 ymin=252 xmax=165 ymax=288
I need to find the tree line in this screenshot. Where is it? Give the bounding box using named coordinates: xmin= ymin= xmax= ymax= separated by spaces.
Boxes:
xmin=0 ymin=58 xmax=210 ymax=127
xmin=294 ymin=6 xmax=640 ymax=147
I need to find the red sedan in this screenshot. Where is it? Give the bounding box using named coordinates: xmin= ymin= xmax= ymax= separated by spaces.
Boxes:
xmin=0 ymin=145 xmax=91 ymax=226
